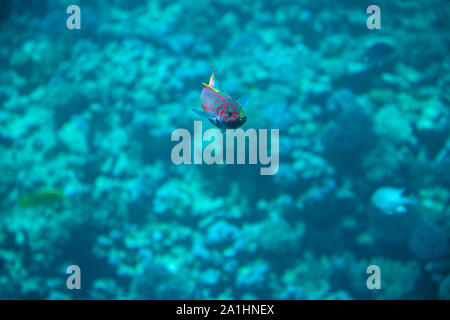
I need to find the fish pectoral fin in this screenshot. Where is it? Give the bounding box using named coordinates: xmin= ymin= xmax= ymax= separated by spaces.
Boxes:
xmin=192 ymin=108 xmax=212 ymax=119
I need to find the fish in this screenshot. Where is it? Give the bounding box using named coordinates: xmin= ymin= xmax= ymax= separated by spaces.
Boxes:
xmin=18 ymin=189 xmax=65 ymax=209
xmin=371 ymin=186 xmax=416 ymax=215
xmin=360 ymin=42 xmax=394 ymax=70
xmin=192 ymin=71 xmax=247 ymax=130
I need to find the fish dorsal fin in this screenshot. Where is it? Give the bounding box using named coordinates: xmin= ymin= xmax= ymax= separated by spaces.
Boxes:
xmin=208 ymin=71 xmax=216 ymax=87
xmin=237 ymin=95 xmax=248 ymax=106
xmin=202 ymin=83 xmax=220 ymax=93
xmin=211 ymin=80 xmax=223 ymax=93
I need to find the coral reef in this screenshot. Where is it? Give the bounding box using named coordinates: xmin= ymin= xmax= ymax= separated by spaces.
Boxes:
xmin=0 ymin=0 xmax=449 ymax=300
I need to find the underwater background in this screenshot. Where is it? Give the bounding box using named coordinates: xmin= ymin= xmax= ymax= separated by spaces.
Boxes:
xmin=0 ymin=0 xmax=449 ymax=300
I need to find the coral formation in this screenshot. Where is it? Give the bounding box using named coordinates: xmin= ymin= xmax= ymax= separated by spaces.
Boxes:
xmin=0 ymin=0 xmax=449 ymax=300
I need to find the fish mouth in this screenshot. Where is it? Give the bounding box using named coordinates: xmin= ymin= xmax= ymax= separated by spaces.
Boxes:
xmin=226 ymin=116 xmax=247 ymax=129
xmin=237 ymin=116 xmax=247 ymax=127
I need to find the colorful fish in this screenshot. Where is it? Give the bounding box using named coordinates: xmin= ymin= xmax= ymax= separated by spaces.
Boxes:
xmin=18 ymin=189 xmax=65 ymax=209
xmin=192 ymin=71 xmax=247 ymax=130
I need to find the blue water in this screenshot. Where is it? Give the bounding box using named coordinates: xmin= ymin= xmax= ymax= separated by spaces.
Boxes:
xmin=0 ymin=0 xmax=449 ymax=299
